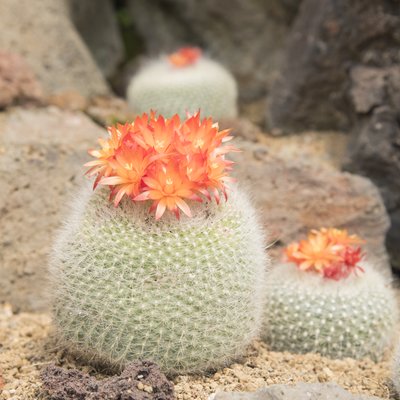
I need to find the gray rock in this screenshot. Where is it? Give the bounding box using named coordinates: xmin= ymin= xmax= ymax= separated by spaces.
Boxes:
xmin=0 ymin=107 xmax=105 ymax=311
xmin=213 ymin=383 xmax=381 ymax=400
xmin=68 ymin=0 xmax=124 ymax=79
xmin=267 ymin=0 xmax=400 ymax=133
xmin=232 ymin=138 xmax=391 ymax=276
xmin=126 ymin=0 xmax=300 ymax=104
xmin=0 ymin=0 xmax=110 ymax=97
xmin=345 ymin=66 xmax=400 ymax=272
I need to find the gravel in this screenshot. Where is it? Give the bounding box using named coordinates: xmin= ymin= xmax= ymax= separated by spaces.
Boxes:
xmin=0 ymin=302 xmax=398 ymax=400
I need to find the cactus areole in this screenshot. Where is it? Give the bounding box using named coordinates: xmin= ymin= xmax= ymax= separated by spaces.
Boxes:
xmin=262 ymin=228 xmax=398 ymax=360
xmin=50 ymin=113 xmax=268 ymax=374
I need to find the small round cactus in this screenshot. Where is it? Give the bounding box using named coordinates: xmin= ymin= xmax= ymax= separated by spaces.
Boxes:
xmin=262 ymin=228 xmax=398 ymax=361
xmin=49 ymin=113 xmax=268 ymax=374
xmin=127 ymin=47 xmax=238 ymax=120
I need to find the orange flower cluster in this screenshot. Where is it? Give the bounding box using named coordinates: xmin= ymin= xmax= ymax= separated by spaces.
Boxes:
xmin=85 ymin=112 xmax=237 ymax=220
xmin=168 ymin=47 xmax=202 ymax=67
xmin=285 ymin=228 xmax=365 ymax=280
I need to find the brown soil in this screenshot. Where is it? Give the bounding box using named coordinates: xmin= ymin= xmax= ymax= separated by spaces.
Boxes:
xmin=0 ymin=302 xmax=398 ymax=400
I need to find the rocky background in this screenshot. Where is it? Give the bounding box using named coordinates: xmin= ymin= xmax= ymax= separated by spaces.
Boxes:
xmin=0 ymin=0 xmax=399 ymax=313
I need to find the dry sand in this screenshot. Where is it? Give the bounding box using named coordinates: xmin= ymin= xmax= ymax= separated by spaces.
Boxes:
xmin=0 ymin=302 xmax=398 ymax=400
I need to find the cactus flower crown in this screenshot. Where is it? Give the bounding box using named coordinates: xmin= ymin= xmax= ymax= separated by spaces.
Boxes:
xmin=285 ymin=228 xmax=365 ymax=280
xmin=84 ymin=112 xmax=237 ymax=220
xmin=168 ymin=47 xmax=202 ymax=67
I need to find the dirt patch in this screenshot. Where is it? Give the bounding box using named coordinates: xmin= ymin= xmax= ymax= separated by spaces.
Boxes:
xmin=0 ymin=302 xmax=398 ymax=400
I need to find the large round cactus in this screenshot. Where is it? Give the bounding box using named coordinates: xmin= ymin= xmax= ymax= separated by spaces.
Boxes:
xmin=49 ymin=113 xmax=268 ymax=374
xmin=262 ymin=228 xmax=398 ymax=361
xmin=127 ymin=47 xmax=238 ymax=120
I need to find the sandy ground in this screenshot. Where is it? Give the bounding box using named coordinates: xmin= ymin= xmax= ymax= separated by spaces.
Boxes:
xmin=0 ymin=302 xmax=398 ymax=400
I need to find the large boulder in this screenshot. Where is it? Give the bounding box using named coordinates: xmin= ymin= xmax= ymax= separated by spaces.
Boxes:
xmin=232 ymin=138 xmax=391 ymax=275
xmin=267 ymin=0 xmax=400 ymax=133
xmin=67 ymin=0 xmax=124 ymax=79
xmin=0 ymin=107 xmax=105 ymax=312
xmin=126 ymin=0 xmax=300 ymax=107
xmin=0 ymin=0 xmax=110 ymax=97
xmin=345 ymin=65 xmax=400 ymax=272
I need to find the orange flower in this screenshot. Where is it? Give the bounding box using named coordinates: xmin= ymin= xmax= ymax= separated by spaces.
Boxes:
xmin=85 ymin=112 xmax=237 ymax=219
xmin=285 ymin=228 xmax=365 ymax=280
xmin=317 ymin=227 xmax=365 ymax=246
xmin=168 ymin=47 xmax=202 ymax=67
xmin=135 ymin=163 xmax=195 ymax=220
xmin=285 ymin=234 xmax=340 ymax=272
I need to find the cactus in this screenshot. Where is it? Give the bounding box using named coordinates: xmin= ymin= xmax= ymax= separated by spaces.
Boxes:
xmin=127 ymin=47 xmax=238 ymax=120
xmin=49 ymin=113 xmax=268 ymax=374
xmin=261 ymin=228 xmax=398 ymax=361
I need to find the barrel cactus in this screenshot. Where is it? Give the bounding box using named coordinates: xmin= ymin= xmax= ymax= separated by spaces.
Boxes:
xmin=49 ymin=112 xmax=268 ymax=374
xmin=127 ymin=47 xmax=238 ymax=120
xmin=262 ymin=228 xmax=398 ymax=361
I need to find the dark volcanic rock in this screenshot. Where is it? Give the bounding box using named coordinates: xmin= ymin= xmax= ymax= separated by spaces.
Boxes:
xmin=68 ymin=0 xmax=124 ymax=79
xmin=267 ymin=0 xmax=400 ymax=133
xmin=345 ymin=66 xmax=400 ymax=271
xmin=41 ymin=361 xmax=175 ymax=400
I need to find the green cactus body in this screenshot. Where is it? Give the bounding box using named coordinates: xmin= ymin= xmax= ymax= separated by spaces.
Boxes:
xmin=261 ymin=264 xmax=398 ymax=361
xmin=127 ymin=57 xmax=238 ymax=120
xmin=50 ymin=185 xmax=267 ymax=374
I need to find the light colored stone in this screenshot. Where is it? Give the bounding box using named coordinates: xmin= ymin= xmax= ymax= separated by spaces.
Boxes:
xmin=213 ymin=383 xmax=382 ymax=399
xmin=0 ymin=107 xmax=105 ymax=311
xmin=0 ymin=0 xmax=110 ymax=97
xmin=0 ymin=51 xmax=43 ymax=109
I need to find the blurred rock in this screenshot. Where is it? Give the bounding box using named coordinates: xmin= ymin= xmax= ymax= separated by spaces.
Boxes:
xmin=345 ymin=66 xmax=400 ymax=272
xmin=232 ymin=138 xmax=391 ymax=275
xmin=86 ymin=95 xmax=136 ymax=126
xmin=0 ymin=107 xmax=105 ymax=311
xmin=213 ymin=383 xmax=381 ymax=399
xmin=47 ymin=90 xmax=89 ymax=112
xmin=0 ymin=0 xmax=110 ymax=97
xmin=0 ymin=51 xmax=43 ymax=109
xmin=41 ymin=361 xmax=174 ymax=400
xmin=68 ymin=0 xmax=124 ymax=79
xmin=267 ymin=0 xmax=400 ymax=133
xmin=126 ymin=0 xmax=301 ymax=115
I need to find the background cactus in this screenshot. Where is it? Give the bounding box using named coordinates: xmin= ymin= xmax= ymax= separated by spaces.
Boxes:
xmin=262 ymin=263 xmax=398 ymax=361
xmin=127 ymin=48 xmax=238 ymax=120
xmin=50 ymin=184 xmax=268 ymax=374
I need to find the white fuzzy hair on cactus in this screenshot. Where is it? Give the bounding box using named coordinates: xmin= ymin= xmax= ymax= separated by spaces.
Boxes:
xmin=127 ymin=47 xmax=238 ymax=120
xmin=261 ymin=228 xmax=398 ymax=361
